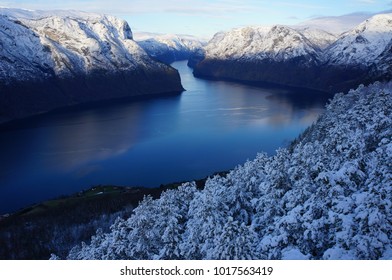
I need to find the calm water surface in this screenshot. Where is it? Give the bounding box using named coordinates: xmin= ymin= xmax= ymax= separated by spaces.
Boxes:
xmin=0 ymin=61 xmax=334 ymax=214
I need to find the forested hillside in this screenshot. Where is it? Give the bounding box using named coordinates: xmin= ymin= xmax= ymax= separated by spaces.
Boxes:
xmin=62 ymin=81 xmax=392 ymax=260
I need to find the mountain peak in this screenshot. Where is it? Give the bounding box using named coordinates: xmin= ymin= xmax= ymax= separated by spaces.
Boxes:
xmin=204 ymin=25 xmax=319 ymax=62
xmin=325 ymin=13 xmax=392 ymax=66
xmin=0 ymin=8 xmax=183 ymax=122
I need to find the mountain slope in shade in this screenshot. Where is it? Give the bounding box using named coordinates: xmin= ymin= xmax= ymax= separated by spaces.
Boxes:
xmin=0 ymin=8 xmax=183 ymax=123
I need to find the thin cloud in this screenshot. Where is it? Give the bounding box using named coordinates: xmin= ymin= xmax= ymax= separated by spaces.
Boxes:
xmin=297 ymin=11 xmax=379 ymax=34
xmin=0 ymin=0 xmax=259 ymax=15
xmin=163 ymin=4 xmax=253 ymax=16
xmin=358 ymin=0 xmax=376 ymax=3
xmin=276 ymin=1 xmax=328 ymax=10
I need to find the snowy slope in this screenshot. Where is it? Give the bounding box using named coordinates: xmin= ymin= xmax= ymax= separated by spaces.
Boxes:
xmin=0 ymin=8 xmax=162 ymax=80
xmin=203 ymin=25 xmax=321 ymax=63
xmin=191 ymin=25 xmax=341 ymax=91
xmin=136 ymin=33 xmax=203 ymax=52
xmin=296 ymin=27 xmax=337 ymax=50
xmin=197 ymin=14 xmax=392 ymax=66
xmin=0 ymin=8 xmax=182 ymax=122
xmin=325 ymin=13 xmax=392 ymax=66
xmin=63 ymin=81 xmax=392 ymax=260
xmin=136 ymin=34 xmax=204 ymax=64
xmin=0 ymin=13 xmax=54 ymax=83
xmin=191 ymin=13 xmax=392 ymax=92
xmin=372 ymin=38 xmax=392 ymax=79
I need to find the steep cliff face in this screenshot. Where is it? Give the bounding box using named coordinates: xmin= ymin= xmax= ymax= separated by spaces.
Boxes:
xmin=192 ymin=14 xmax=392 ymax=93
xmin=0 ymin=9 xmax=183 ymax=123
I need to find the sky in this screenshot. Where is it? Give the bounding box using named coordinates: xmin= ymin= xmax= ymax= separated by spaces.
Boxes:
xmin=1 ymin=0 xmax=392 ymax=38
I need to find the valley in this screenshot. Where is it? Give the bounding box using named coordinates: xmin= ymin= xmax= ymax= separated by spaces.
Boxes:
xmin=0 ymin=6 xmax=391 ymax=261
xmin=189 ymin=14 xmax=392 ymax=92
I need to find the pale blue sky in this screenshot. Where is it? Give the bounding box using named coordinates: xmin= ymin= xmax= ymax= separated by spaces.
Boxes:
xmin=1 ymin=0 xmax=392 ymax=37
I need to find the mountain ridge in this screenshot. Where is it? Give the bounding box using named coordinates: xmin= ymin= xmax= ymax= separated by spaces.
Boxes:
xmin=136 ymin=33 xmax=205 ymax=64
xmin=0 ymin=8 xmax=183 ymax=123
xmin=191 ymin=13 xmax=392 ymax=93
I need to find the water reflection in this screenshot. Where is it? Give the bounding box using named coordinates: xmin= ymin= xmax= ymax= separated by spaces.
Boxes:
xmin=0 ymin=61 xmax=333 ymax=214
xmin=0 ymin=96 xmax=182 ymax=173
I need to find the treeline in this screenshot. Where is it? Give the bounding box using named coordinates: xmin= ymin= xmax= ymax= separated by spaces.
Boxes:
xmin=0 ymin=185 xmax=169 ymax=259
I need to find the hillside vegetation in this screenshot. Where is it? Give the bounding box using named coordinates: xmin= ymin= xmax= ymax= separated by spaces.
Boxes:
xmin=63 ymin=82 xmax=392 ymax=260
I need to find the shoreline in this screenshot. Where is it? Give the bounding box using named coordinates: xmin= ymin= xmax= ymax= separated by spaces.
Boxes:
xmin=0 ymin=171 xmax=227 ymax=260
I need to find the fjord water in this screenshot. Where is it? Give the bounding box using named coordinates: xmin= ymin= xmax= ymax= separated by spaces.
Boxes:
xmin=0 ymin=61 xmax=333 ymax=214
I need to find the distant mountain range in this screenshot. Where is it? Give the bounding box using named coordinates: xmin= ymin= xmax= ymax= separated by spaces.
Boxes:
xmin=3 ymin=8 xmax=390 ymax=124
xmin=135 ymin=33 xmax=205 ymax=64
xmin=190 ymin=13 xmax=392 ymax=93
xmin=0 ymin=8 xmax=183 ymax=123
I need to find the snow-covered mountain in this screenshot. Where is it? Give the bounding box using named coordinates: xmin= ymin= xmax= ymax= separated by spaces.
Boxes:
xmin=203 ymin=25 xmax=321 ymax=63
xmin=0 ymin=8 xmax=183 ymax=123
xmin=372 ymin=39 xmax=392 ymax=80
xmin=296 ymin=27 xmax=337 ymax=50
xmin=136 ymin=33 xmax=205 ymax=64
xmin=191 ymin=25 xmax=332 ymax=91
xmin=191 ymin=13 xmax=392 ymax=92
xmin=61 ymin=81 xmax=392 ymax=260
xmin=325 ymin=14 xmax=392 ymax=66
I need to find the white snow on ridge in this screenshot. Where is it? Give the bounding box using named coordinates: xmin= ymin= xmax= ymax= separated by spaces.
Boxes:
xmin=198 ymin=12 xmax=392 ymax=70
xmin=0 ymin=8 xmax=159 ymax=82
xmin=150 ymin=34 xmax=204 ymax=51
xmin=296 ymin=27 xmax=337 ymax=50
xmin=204 ymin=25 xmax=320 ymax=62
xmin=136 ymin=33 xmax=205 ymax=62
xmin=134 ymin=32 xmax=208 ymax=44
xmin=138 ymin=34 xmax=202 ymax=52
xmin=0 ymin=8 xmax=109 ymax=23
xmin=325 ymin=13 xmax=392 ymax=66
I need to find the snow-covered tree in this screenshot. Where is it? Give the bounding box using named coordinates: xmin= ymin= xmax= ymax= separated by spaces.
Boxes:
xmin=64 ymin=81 xmax=392 ymax=260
